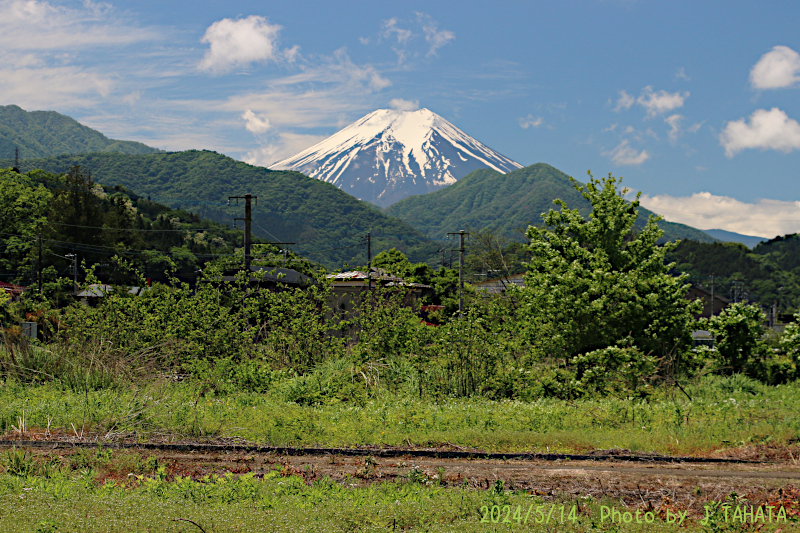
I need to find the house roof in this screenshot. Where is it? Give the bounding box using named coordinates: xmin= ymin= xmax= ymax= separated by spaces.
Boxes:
xmin=212 ymin=266 xmax=313 ymax=286
xmin=326 ymin=268 xmax=430 ymax=289
xmin=687 ymin=284 xmax=732 ymax=303
xmin=474 ymin=274 xmax=526 ymax=294
xmin=75 ymin=284 xmax=148 ymax=297
xmin=0 ymin=281 xmax=26 ymax=291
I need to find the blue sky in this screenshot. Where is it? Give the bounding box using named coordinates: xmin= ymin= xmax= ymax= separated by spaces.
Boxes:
xmin=2 ymin=0 xmax=800 ymax=237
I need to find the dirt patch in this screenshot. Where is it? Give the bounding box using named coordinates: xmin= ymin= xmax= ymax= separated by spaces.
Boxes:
xmin=4 ymin=441 xmax=800 ymax=523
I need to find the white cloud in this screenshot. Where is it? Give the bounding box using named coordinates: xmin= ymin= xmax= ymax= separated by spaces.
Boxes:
xmin=519 ymin=114 xmax=543 ymax=129
xmin=245 ymin=132 xmax=329 ymax=167
xmin=121 ymin=90 xmax=142 ymax=106
xmin=750 ymin=45 xmax=800 ymax=89
xmin=603 ymin=139 xmax=650 ymax=165
xmin=0 ymin=64 xmax=115 ymax=109
xmin=223 ymin=90 xmax=356 ymax=130
xmin=613 ymin=90 xmax=634 ymax=111
xmin=382 ymin=18 xmax=412 ymax=44
xmin=221 ymin=48 xmax=390 ymax=129
xmin=720 ymin=107 xmax=800 ymax=157
xmin=639 ymin=192 xmax=800 ymax=238
xmin=242 ymin=109 xmax=271 ymax=134
xmin=389 ymin=98 xmax=419 ymax=111
xmin=0 ymin=0 xmax=159 ymax=50
xmin=675 ymin=67 xmax=690 ymax=81
xmin=636 ymin=86 xmax=688 ymax=117
xmin=283 ymin=45 xmax=301 ymax=63
xmin=416 ymin=12 xmax=454 ymax=56
xmin=665 ymin=114 xmax=683 ymax=142
xmin=199 ymin=15 xmax=283 ymax=73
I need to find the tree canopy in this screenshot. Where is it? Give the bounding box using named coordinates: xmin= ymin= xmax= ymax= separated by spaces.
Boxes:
xmin=518 ymin=173 xmax=699 ymax=392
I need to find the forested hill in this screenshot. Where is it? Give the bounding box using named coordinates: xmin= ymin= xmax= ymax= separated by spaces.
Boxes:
xmin=0 ymin=105 xmax=161 ymax=160
xmin=7 ymin=151 xmax=440 ymax=268
xmin=1 ymin=167 xmax=249 ymax=287
xmin=384 ymin=163 xmax=716 ymax=244
xmin=666 ymin=236 xmax=800 ymax=312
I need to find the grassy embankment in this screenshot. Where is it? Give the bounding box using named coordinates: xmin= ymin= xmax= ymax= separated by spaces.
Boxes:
xmin=1 ymin=372 xmax=798 ymax=456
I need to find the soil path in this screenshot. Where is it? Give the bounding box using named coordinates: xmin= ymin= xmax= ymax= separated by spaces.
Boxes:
xmin=3 ymin=441 xmax=799 ymax=519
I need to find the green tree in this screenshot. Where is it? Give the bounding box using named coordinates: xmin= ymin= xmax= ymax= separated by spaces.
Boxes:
xmin=0 ymin=169 xmax=52 ymax=284
xmin=703 ymin=302 xmax=770 ymax=376
xmin=371 ymin=247 xmax=460 ymax=312
xmin=519 ymin=173 xmax=699 ymax=393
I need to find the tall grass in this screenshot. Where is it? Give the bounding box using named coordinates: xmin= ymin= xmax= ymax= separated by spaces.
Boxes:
xmin=0 ymin=334 xmax=167 ymax=391
xmin=0 ymin=373 xmax=797 ymax=455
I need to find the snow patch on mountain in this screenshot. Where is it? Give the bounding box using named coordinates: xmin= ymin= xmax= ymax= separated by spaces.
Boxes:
xmin=271 ymin=108 xmax=522 ymax=207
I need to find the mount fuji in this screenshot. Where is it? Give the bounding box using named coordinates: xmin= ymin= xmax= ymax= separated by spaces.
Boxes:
xmin=270 ymin=108 xmax=522 ymax=207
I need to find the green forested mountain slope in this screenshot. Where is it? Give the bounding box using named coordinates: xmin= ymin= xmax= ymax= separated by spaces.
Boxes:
xmin=0 ymin=105 xmax=161 ymax=160
xmin=9 ymin=151 xmax=439 ymax=268
xmin=1 ymin=167 xmax=249 ymax=286
xmin=384 ymin=163 xmax=716 ymax=244
xmin=666 ymin=236 xmax=800 ymax=311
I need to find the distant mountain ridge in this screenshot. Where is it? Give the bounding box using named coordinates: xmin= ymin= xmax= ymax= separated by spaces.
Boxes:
xmin=9 ymin=151 xmax=440 ymax=268
xmin=702 ymin=229 xmax=769 ymax=249
xmin=272 ymin=108 xmax=522 ymax=207
xmin=0 ymin=104 xmax=161 ymax=160
xmin=384 ymin=163 xmax=717 ymax=244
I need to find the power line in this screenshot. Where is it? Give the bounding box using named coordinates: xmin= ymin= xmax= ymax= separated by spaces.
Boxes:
xmin=47 ymin=221 xmax=238 ymax=233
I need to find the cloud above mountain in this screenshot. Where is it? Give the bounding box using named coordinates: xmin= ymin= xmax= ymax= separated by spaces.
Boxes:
xmin=639 ymin=191 xmax=800 ymax=238
xmin=720 ymin=107 xmax=800 ymax=156
xmin=604 ymin=139 xmax=650 ymax=166
xmin=199 ymin=15 xmax=285 ymax=73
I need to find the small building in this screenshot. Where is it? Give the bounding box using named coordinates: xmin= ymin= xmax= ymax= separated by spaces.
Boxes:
xmin=74 ymin=284 xmax=148 ymax=305
xmin=213 ymin=266 xmax=313 ymax=289
xmin=686 ymin=284 xmax=731 ymax=318
xmin=691 ymin=329 xmax=715 ymax=348
xmin=326 ymin=268 xmax=430 ymax=317
xmin=0 ymin=282 xmax=27 ymax=302
xmin=473 ymin=274 xmax=525 ymax=295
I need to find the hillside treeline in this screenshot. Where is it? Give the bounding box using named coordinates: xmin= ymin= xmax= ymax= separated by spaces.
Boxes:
xmin=0 ymin=166 xmax=248 ymax=289
xmin=3 ymin=150 xmax=442 ymax=268
xmin=665 ymin=237 xmax=800 ymax=313
xmin=461 ymin=225 xmax=800 ymax=314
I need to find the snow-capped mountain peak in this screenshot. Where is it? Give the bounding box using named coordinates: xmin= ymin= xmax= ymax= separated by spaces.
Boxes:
xmin=271 ymin=108 xmax=522 ymax=207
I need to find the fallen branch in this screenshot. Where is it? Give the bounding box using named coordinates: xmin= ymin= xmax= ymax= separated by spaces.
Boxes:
xmin=172 ymin=518 xmax=206 ymax=533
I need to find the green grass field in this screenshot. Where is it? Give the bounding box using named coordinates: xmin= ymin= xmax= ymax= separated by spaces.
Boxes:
xmin=1 ymin=374 xmax=798 ymax=456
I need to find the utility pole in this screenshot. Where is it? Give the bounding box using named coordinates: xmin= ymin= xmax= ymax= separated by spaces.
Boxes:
xmin=367 ymin=232 xmax=372 ymax=291
xmin=37 ymin=227 xmax=42 ymax=294
xmin=66 ymin=253 xmax=77 ymax=294
xmin=710 ymin=273 xmax=715 ymax=317
xmin=448 ymin=230 xmax=468 ymax=317
xmin=229 ymin=194 xmax=257 ymax=270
